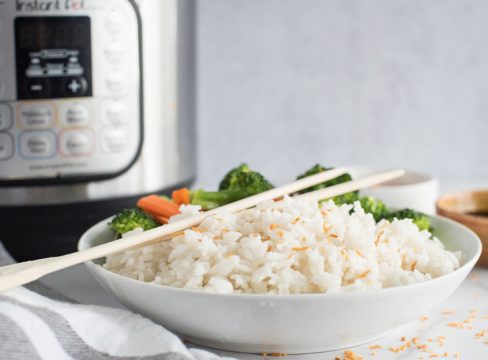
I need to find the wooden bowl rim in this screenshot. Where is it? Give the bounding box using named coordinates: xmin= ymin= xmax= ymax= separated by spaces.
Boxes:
xmin=436 ymin=190 xmax=488 ymax=225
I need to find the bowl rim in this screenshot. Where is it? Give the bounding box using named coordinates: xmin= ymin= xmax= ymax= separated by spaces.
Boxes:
xmin=78 ymin=214 xmax=482 ymax=300
xmin=346 ymin=166 xmax=438 ymax=189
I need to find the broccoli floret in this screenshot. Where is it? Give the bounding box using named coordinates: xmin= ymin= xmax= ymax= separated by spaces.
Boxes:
xmin=190 ymin=164 xmax=273 ymax=210
xmin=385 ymin=208 xmax=432 ymax=232
xmin=333 ymin=195 xmax=431 ymax=231
xmin=219 ymin=163 xmax=273 ymax=193
xmin=229 ymin=171 xmax=274 ymax=194
xmin=332 ymin=192 xmax=360 ymax=206
xmin=358 ymin=196 xmax=388 ymax=222
xmin=296 ymin=164 xmax=353 ymax=194
xmin=191 ymin=163 xmax=274 ymax=210
xmin=219 ymin=163 xmax=251 ymax=190
xmin=332 ymin=193 xmax=387 ymax=222
xmin=190 ymin=189 xmax=244 ymax=210
xmin=109 ymin=208 xmax=158 ymax=236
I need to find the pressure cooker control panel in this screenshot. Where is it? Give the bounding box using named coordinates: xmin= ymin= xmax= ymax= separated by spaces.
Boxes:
xmin=0 ymin=0 xmax=142 ymax=184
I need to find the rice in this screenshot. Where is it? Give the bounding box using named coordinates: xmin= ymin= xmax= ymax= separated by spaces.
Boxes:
xmin=103 ymin=197 xmax=461 ymax=294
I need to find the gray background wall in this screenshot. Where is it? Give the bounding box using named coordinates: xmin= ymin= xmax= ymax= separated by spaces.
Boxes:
xmin=196 ymin=0 xmax=487 ymax=187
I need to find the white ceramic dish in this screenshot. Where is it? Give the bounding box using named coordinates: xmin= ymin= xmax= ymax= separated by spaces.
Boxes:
xmin=79 ymin=215 xmax=481 ymax=354
xmin=348 ymin=167 xmax=439 ymax=214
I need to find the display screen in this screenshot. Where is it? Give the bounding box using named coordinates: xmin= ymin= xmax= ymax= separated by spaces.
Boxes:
xmin=15 ymin=17 xmax=93 ymax=100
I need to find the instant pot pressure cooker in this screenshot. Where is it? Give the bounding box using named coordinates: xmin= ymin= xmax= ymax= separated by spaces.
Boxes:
xmin=0 ymin=0 xmax=196 ymax=260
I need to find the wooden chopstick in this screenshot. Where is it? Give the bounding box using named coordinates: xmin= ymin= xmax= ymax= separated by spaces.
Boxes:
xmin=296 ymin=169 xmax=405 ymax=202
xmin=0 ymin=167 xmax=349 ymax=292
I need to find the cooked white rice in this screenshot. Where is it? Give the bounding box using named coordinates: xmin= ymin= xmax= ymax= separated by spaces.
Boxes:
xmin=103 ymin=197 xmax=461 ymax=294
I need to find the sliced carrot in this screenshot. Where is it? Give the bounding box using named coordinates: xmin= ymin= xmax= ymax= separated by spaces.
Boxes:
xmin=172 ymin=188 xmax=191 ymax=205
xmin=137 ymin=194 xmax=180 ymax=219
xmin=152 ymin=214 xmax=170 ymax=224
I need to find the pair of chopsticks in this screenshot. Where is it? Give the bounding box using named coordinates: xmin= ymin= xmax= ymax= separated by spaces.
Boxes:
xmin=0 ymin=168 xmax=404 ymax=292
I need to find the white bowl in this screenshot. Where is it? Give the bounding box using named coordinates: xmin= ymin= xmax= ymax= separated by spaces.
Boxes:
xmin=79 ymin=215 xmax=481 ymax=354
xmin=348 ymin=167 xmax=439 ymax=214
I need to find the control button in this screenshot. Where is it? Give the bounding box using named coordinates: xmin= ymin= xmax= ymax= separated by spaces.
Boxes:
xmin=19 ymin=104 xmax=54 ymax=129
xmin=19 ymin=131 xmax=56 ymax=159
xmin=101 ymin=127 xmax=129 ymax=153
xmin=64 ymin=104 xmax=89 ymax=126
xmin=0 ymin=104 xmax=12 ymax=130
xmin=0 ymin=133 xmax=14 ymax=160
xmin=26 ymin=66 xmax=44 ymax=77
xmin=102 ymin=101 xmax=127 ymax=125
xmin=60 ymin=129 xmax=94 ymax=156
xmin=64 ymin=77 xmax=88 ymax=96
xmin=25 ymin=78 xmax=50 ymax=98
xmin=106 ymin=11 xmax=125 ymax=34
xmin=105 ymin=41 xmax=126 ymax=63
xmin=106 ymin=72 xmax=126 ymax=95
xmin=46 ymin=66 xmax=64 ymax=77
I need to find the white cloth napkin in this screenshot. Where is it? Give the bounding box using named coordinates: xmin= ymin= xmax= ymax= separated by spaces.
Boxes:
xmin=0 ymin=244 xmax=235 ymax=360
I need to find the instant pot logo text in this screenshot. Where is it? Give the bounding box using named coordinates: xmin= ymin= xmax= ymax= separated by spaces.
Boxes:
xmin=16 ymin=0 xmax=85 ymax=11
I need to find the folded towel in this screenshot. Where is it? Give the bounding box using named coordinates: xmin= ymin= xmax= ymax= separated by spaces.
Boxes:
xmin=0 ymin=243 xmax=234 ymax=360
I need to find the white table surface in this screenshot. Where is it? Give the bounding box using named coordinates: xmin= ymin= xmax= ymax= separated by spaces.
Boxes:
xmin=41 ymin=264 xmax=488 ymax=359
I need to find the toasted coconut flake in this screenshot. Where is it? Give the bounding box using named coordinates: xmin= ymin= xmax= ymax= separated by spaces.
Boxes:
xmin=343 ymin=350 xmax=364 ymax=360
xmin=291 ymin=246 xmax=310 ymax=252
xmin=389 ymin=345 xmax=407 ymax=353
xmin=470 ymin=273 xmax=479 ymax=281
xmin=375 ymin=229 xmax=384 ymax=246
xmin=410 ymin=261 xmax=417 ymax=271
xmin=475 ymin=330 xmax=487 ymax=338
xmin=436 ymin=336 xmax=445 ymax=346
xmin=357 ymin=270 xmax=371 ymax=279
xmin=447 ymin=322 xmax=465 ymax=329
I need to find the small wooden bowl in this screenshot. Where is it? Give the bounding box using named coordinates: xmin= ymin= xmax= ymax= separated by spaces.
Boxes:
xmin=436 ymin=190 xmax=488 ymax=267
